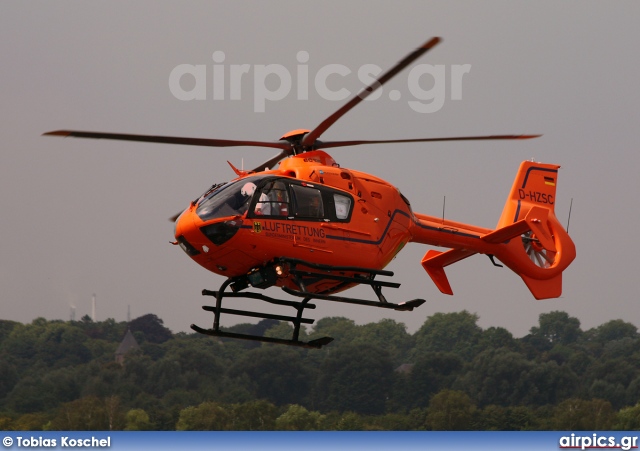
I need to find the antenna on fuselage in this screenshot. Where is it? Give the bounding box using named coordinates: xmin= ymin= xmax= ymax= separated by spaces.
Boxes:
xmin=566 ymin=198 xmax=573 ymax=234
xmin=442 ymin=196 xmax=446 ymax=225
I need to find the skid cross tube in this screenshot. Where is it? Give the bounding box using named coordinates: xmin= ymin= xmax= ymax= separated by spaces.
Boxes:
xmin=192 ymin=274 xmax=331 ymax=348
xmin=191 ymin=257 xmax=426 ymax=348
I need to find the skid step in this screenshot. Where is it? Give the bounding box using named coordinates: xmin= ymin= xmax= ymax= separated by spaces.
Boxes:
xmin=282 ymin=287 xmax=426 ymax=311
xmin=202 ymin=289 xmax=316 ymax=309
xmin=288 ymin=269 xmax=401 ymax=289
xmin=201 ymin=305 xmax=315 ymax=324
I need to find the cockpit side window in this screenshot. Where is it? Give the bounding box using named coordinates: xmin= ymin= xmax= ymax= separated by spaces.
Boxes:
xmin=253 ymin=180 xmax=290 ymax=217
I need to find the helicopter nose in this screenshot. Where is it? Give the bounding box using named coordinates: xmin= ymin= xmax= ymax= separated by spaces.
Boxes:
xmin=173 ymin=208 xmax=201 ymax=256
xmin=173 ymin=207 xmax=189 ymax=238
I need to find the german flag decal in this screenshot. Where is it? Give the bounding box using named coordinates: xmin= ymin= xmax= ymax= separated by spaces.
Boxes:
xmin=544 ymin=176 xmax=556 ymax=186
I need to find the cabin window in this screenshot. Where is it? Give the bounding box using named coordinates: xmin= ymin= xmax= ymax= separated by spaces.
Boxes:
xmin=291 ymin=185 xmax=324 ymax=219
xmin=334 ymin=194 xmax=351 ymax=220
xmin=242 ymin=177 xmax=353 ymax=223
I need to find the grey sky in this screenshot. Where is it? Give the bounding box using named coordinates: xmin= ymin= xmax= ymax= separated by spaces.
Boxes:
xmin=1 ymin=1 xmax=639 ymax=337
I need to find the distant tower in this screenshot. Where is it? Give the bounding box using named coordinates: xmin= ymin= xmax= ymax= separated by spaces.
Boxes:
xmin=70 ymin=304 xmax=76 ymax=321
xmin=115 ymin=329 xmax=141 ymax=365
xmin=91 ymin=293 xmax=96 ymax=322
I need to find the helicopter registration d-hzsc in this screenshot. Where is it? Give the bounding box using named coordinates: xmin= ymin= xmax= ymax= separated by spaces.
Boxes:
xmin=45 ymin=37 xmax=576 ymax=348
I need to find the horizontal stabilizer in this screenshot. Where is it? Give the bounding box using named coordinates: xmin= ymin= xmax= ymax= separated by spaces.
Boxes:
xmin=482 ymin=206 xmax=553 ymax=248
xmin=481 ymin=219 xmax=530 ymax=244
xmin=421 ymin=248 xmax=477 ymax=295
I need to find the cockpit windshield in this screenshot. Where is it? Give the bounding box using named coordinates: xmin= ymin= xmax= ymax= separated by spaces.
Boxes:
xmin=196 ymin=175 xmax=270 ymax=222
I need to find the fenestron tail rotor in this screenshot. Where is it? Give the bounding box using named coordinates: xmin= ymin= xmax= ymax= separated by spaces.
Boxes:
xmin=522 ymin=230 xmax=557 ymax=269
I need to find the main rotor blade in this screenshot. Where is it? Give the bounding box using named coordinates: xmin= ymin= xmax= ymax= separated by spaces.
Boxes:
xmin=301 ymin=37 xmax=441 ymax=148
xmin=251 ymin=149 xmax=293 ymax=172
xmin=317 ymin=134 xmax=541 ymax=149
xmin=43 ymin=130 xmax=290 ymax=150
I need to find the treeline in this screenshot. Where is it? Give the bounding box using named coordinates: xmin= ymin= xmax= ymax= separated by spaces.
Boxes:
xmin=1 ymin=310 xmax=640 ymax=430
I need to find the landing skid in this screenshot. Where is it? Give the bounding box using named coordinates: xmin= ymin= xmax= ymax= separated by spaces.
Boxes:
xmin=191 ymin=257 xmax=426 ymax=348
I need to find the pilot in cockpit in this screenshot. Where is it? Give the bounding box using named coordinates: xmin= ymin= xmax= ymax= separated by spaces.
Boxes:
xmin=242 ymin=182 xmax=271 ymax=215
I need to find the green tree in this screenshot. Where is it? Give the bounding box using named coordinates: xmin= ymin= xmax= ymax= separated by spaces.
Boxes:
xmin=13 ymin=413 xmax=49 ymax=431
xmin=351 ymin=319 xmax=413 ymax=365
xmin=124 ymin=409 xmax=152 ymax=430
xmin=315 ymin=344 xmax=394 ymax=415
xmin=223 ymin=319 xmax=279 ymax=349
xmin=1 ymin=320 xmax=92 ymax=369
xmin=129 ymin=314 xmax=173 ymax=344
xmin=335 ymin=411 xmax=364 ymax=430
xmin=567 ymin=350 xmax=594 ymax=377
xmin=458 ymin=348 xmax=533 ymax=407
xmin=474 ymin=405 xmax=539 ymax=430
xmin=589 ymin=320 xmax=638 ymax=344
xmin=123 ymin=354 xmax=153 ymax=387
xmin=80 ymin=318 xmax=128 ymax=342
xmin=364 ymin=412 xmax=417 ymax=431
xmin=264 ymin=322 xmax=309 ymax=342
xmin=584 ymin=357 xmax=638 ymax=408
xmin=0 ymin=416 xmax=13 ymax=430
xmin=478 ymin=326 xmax=520 ymax=352
xmin=530 ymin=311 xmax=582 ymax=345
xmin=523 ymin=360 xmax=578 ymax=406
xmin=104 ymin=395 xmax=125 ymax=431
xmin=413 ymin=311 xmax=482 ymax=360
xmin=0 ymin=358 xmax=18 ymax=398
xmin=131 ymin=392 xmax=174 ymax=431
xmin=0 ymin=319 xmax=19 ymax=345
xmin=626 ymin=376 xmax=640 ymax=406
xmin=614 ymin=403 xmax=640 ymax=430
xmin=41 ymin=366 xmax=83 ymax=405
xmin=6 ymin=374 xmax=58 ymax=413
xmin=551 ymin=398 xmax=615 ymax=430
xmin=176 ymin=401 xmax=232 ymax=430
xmin=276 ymin=404 xmax=325 ymax=430
xmin=230 ymin=400 xmax=277 ymax=430
xmin=602 ymin=337 xmax=639 ymax=360
xmin=146 ymin=359 xmax=185 ymax=396
xmin=47 ymin=396 xmax=112 ymax=430
xmin=405 ymin=352 xmax=464 ymax=409
xmin=425 ymin=389 xmax=476 ymax=430
xmin=308 ymin=317 xmax=359 ymax=346
xmin=229 ymin=346 xmax=311 ymax=406
xmin=589 ymin=380 xmax=627 ymax=410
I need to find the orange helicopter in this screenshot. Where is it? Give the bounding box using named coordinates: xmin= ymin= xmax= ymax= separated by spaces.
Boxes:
xmin=45 ymin=37 xmax=576 ymax=348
